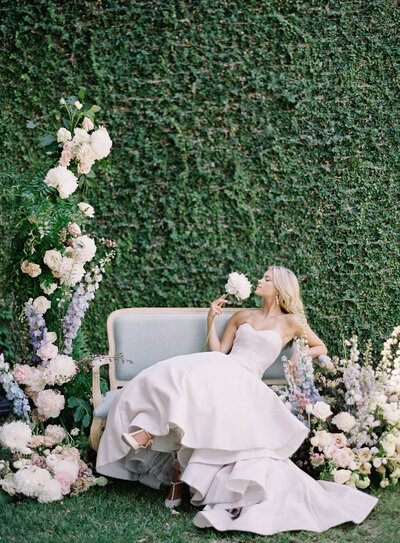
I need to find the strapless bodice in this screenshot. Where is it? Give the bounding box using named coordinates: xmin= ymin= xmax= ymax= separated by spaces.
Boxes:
xmin=228 ymin=322 xmax=283 ymax=378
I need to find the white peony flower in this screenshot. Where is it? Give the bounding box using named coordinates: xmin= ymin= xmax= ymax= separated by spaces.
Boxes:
xmin=68 ymin=222 xmax=81 ymax=237
xmin=32 ymin=296 xmax=51 ymax=315
xmin=332 ymin=412 xmax=357 ymax=432
xmin=312 ymin=430 xmax=332 ymax=449
xmin=59 ymin=262 xmax=85 ymax=287
xmin=56 ymin=127 xmax=72 ymax=143
xmin=333 ymin=469 xmax=352 ymax=484
xmin=0 ymin=473 xmax=16 ymax=496
xmin=90 ymin=125 xmax=112 ymax=160
xmin=78 ymin=202 xmax=95 ymax=217
xmin=312 ymin=401 xmax=332 ymax=421
xmin=72 ymin=235 xmax=96 ymax=263
xmin=44 ymin=166 xmax=78 ymax=199
xmin=36 ymin=389 xmax=65 ymax=419
xmin=0 ymin=421 xmax=32 ymax=454
xmin=40 ymin=282 xmax=57 ymax=295
xmin=47 ymin=355 xmax=76 ymax=384
xmin=225 ymin=272 xmax=252 ymax=300
xmin=37 ymin=478 xmax=63 ymax=503
xmin=25 ymin=368 xmax=47 ymax=392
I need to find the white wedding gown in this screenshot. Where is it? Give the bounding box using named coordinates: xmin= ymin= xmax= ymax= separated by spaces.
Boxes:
xmin=96 ymin=322 xmax=378 ymax=536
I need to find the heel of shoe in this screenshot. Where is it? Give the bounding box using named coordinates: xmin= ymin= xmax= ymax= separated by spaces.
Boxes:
xmin=165 ymin=497 xmax=182 ymax=509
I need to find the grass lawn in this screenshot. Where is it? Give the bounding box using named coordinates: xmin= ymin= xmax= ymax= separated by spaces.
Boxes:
xmin=1 ymin=475 xmax=399 ymax=543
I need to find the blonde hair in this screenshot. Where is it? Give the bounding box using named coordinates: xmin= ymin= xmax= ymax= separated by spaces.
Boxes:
xmin=269 ymin=265 xmax=304 ymax=316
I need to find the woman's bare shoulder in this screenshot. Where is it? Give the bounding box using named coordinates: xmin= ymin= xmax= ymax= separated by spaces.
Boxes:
xmin=230 ymin=309 xmax=254 ymax=325
xmin=281 ymin=313 xmax=301 ymax=332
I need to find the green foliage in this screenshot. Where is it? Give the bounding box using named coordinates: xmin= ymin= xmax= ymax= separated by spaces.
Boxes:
xmin=1 ymin=0 xmax=400 ymax=361
xmin=66 ymin=396 xmax=93 ymax=429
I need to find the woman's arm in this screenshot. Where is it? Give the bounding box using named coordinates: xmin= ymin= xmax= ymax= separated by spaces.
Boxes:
xmin=207 ymin=297 xmax=242 ymax=353
xmin=287 ymin=314 xmax=328 ymax=359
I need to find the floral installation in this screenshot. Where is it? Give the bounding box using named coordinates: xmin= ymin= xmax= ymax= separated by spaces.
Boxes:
xmin=0 ymin=421 xmax=107 ymax=503
xmin=201 ymin=272 xmax=252 ymax=351
xmin=0 ymin=92 xmax=115 ymax=503
xmin=273 ymin=327 xmax=400 ymax=490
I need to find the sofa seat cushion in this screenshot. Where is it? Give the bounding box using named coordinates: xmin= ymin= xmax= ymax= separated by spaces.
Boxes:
xmin=93 ymin=389 xmax=121 ymax=420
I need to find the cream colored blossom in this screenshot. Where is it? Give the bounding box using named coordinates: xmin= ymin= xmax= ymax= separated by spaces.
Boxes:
xmin=78 ymin=202 xmax=95 ymax=217
xmin=82 ymin=117 xmax=94 ymax=131
xmin=312 ymin=401 xmax=332 ymax=421
xmin=332 ymin=412 xmax=356 ymax=432
xmin=333 ymin=469 xmax=351 ymax=484
xmin=21 ymin=260 xmax=42 ymax=278
xmin=33 ymin=296 xmax=51 ymax=314
xmin=56 ymin=127 xmax=71 ymax=143
xmin=90 ymin=125 xmax=112 ymax=160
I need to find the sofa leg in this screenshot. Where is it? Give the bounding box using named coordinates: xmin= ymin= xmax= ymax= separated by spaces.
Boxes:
xmin=90 ymin=419 xmax=105 ymax=452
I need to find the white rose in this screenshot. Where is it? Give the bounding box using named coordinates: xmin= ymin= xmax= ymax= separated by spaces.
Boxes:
xmin=46 ymin=332 xmax=57 ymax=344
xmin=74 ymin=100 xmax=83 ymax=110
xmin=312 ymin=401 xmax=332 ymax=421
xmin=333 ymin=469 xmax=352 ymax=484
xmin=43 ymin=250 xmax=63 ymax=271
xmin=332 ymin=412 xmax=357 ymax=432
xmin=40 ymin=282 xmax=57 ymax=295
xmin=33 ymin=296 xmax=51 ymax=315
xmin=56 ymin=128 xmax=72 ymax=143
xmin=90 ymin=125 xmax=112 ymax=160
xmin=78 ymin=202 xmax=95 ymax=217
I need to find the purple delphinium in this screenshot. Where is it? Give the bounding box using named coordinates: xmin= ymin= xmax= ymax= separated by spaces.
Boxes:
xmin=24 ymin=300 xmax=48 ymax=364
xmin=0 ymin=354 xmax=31 ymax=422
xmin=62 ymin=253 xmax=113 ymax=355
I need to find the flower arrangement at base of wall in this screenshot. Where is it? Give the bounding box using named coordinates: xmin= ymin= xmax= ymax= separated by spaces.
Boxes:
xmin=0 ymin=93 xmax=115 ymax=502
xmin=273 ymin=327 xmax=400 ymax=490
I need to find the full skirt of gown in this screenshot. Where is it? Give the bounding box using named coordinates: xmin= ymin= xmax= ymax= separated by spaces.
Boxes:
xmin=96 ymin=325 xmax=378 ymax=536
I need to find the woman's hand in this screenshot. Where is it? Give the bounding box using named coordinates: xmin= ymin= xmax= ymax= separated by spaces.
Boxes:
xmin=208 ymin=294 xmax=229 ymax=319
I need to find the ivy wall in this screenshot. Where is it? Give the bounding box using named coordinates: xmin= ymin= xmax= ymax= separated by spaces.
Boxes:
xmin=1 ymin=0 xmax=399 ymax=357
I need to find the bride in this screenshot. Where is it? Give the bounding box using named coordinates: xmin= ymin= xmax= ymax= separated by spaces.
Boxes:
xmin=95 ymin=265 xmax=378 ymax=536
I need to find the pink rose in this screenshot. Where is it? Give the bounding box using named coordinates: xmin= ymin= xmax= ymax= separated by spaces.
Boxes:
xmin=82 ymin=117 xmax=94 ymax=131
xmin=13 ymin=364 xmax=33 ymax=385
xmin=56 ymin=471 xmax=74 ymax=495
xmin=37 ymin=343 xmax=58 ymax=362
xmin=41 ymin=368 xmax=56 ymax=386
xmin=59 ymin=141 xmax=76 ymax=167
xmin=68 ymin=222 xmax=81 ymax=237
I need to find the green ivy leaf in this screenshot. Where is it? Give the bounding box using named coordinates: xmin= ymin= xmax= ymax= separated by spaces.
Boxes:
xmin=39 ymin=133 xmax=56 ymax=147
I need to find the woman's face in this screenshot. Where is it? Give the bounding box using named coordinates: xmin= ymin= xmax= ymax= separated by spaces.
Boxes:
xmin=255 ymin=268 xmax=278 ymax=298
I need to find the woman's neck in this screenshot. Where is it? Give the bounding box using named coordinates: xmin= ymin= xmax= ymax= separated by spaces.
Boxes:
xmin=260 ymin=298 xmax=282 ymax=319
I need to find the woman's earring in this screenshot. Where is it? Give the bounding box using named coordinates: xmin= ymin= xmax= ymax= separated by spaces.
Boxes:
xmin=275 ymin=295 xmax=279 ymax=306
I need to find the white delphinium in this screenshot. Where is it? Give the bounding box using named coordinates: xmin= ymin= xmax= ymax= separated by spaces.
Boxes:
xmin=225 ymin=272 xmax=252 ymax=300
xmin=0 ymin=421 xmax=32 ymax=454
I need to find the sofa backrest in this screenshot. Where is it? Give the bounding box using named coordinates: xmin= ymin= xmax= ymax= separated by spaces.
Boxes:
xmin=107 ymin=308 xmax=294 ymax=384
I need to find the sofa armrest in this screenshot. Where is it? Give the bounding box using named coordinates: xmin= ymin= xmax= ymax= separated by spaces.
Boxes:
xmin=91 ymin=356 xmax=117 ymax=409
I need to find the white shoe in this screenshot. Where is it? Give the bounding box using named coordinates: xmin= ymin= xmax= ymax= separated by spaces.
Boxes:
xmin=121 ymin=430 xmax=153 ymax=454
xmin=165 ymin=481 xmax=183 ymax=509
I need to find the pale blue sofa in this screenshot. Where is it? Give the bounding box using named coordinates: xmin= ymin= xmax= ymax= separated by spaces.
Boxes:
xmin=90 ymin=308 xmax=329 ymax=450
